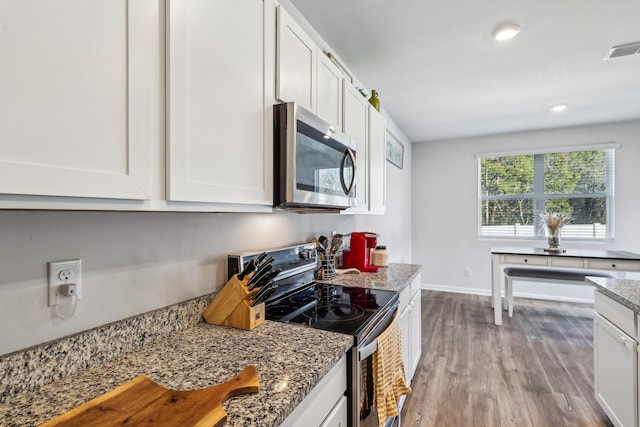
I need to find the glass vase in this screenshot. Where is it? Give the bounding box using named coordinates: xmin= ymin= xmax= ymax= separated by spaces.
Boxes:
xmin=545 ymin=228 xmax=563 ymax=252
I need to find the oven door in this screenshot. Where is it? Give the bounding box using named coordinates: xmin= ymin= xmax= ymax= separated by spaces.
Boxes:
xmin=350 ymin=301 xmax=400 ymax=427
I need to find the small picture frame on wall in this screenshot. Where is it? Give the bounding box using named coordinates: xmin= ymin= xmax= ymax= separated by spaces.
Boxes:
xmin=386 ymin=133 xmax=404 ymax=169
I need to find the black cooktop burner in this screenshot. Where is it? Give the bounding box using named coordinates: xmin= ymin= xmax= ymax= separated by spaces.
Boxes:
xmin=265 ymin=282 xmax=397 ymax=339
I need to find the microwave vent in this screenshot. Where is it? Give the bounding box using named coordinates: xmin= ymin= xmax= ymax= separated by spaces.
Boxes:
xmin=604 ymin=41 xmax=640 ymax=59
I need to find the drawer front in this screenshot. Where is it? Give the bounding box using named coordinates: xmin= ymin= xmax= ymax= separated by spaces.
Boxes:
xmin=549 ymin=257 xmax=586 ymax=268
xmin=502 ymin=255 xmax=548 ymax=266
xmin=595 ymin=291 xmax=635 ymax=337
xmin=587 ymin=259 xmax=640 ymax=272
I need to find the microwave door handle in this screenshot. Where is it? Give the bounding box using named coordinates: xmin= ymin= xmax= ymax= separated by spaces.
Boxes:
xmin=339 ymin=148 xmax=356 ymax=195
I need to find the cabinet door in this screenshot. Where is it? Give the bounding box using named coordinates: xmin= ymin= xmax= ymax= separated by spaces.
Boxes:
xmin=368 ymin=106 xmax=386 ymax=213
xmin=280 ymin=356 xmax=347 ymax=427
xmin=594 ymin=313 xmax=638 ymax=427
xmin=400 ymin=303 xmax=411 ymax=382
xmin=320 ymin=396 xmax=347 ymax=427
xmin=409 ymin=291 xmax=422 ymax=379
xmin=166 ymin=0 xmax=273 ymax=205
xmin=0 ymin=0 xmax=154 ymax=200
xmin=276 ymin=5 xmax=316 ymax=111
xmin=342 ymin=83 xmax=369 ymax=213
xmin=316 ymin=53 xmax=343 ymax=129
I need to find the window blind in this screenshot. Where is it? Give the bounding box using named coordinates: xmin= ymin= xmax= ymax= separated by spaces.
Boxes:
xmin=478 ymin=147 xmax=615 ymax=240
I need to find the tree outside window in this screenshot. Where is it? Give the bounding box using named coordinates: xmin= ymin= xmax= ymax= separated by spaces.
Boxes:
xmin=479 ymin=148 xmax=614 ymax=240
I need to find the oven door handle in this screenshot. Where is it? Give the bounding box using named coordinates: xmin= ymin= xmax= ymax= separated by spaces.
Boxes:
xmin=358 ymin=340 xmax=378 ymax=361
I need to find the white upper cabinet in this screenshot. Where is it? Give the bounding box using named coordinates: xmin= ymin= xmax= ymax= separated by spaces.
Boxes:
xmin=368 ymin=106 xmax=387 ymax=214
xmin=342 ymin=83 xmax=369 ymax=213
xmin=316 ymin=53 xmax=343 ymax=129
xmin=166 ymin=0 xmax=274 ymax=206
xmin=276 ymin=5 xmax=344 ymax=129
xmin=0 ymin=0 xmax=155 ymax=200
xmin=276 ymin=5 xmax=316 ymax=112
xmin=343 ymin=86 xmax=387 ymax=215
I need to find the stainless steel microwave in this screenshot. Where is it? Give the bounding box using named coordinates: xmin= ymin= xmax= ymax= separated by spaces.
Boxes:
xmin=274 ymin=102 xmax=356 ymax=211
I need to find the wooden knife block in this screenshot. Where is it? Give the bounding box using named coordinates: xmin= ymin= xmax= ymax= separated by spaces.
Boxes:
xmin=221 ymin=301 xmax=265 ymax=330
xmin=202 ymin=276 xmax=265 ymax=330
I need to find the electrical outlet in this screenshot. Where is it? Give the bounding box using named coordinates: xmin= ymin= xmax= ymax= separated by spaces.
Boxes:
xmin=464 ymin=268 xmax=472 ymax=277
xmin=48 ymin=259 xmax=82 ymax=307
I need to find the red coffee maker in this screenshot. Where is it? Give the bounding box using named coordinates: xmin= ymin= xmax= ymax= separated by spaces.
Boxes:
xmin=342 ymin=232 xmax=379 ymax=272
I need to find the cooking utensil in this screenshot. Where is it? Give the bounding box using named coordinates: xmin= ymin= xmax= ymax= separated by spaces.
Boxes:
xmin=237 ymin=257 xmax=259 ymax=281
xmin=40 ymin=366 xmax=260 ymax=427
xmin=335 ymin=267 xmax=361 ymax=274
xmin=246 ymin=264 xmax=274 ymax=291
xmin=313 ymin=237 xmax=326 ymax=261
xmin=329 ymin=234 xmax=343 ymax=256
xmin=245 ymin=257 xmax=274 ymax=289
xmin=311 ymin=237 xmax=321 ymax=249
xmin=252 ymin=267 xmax=281 ymax=291
xmin=319 ymin=235 xmax=329 ymax=251
xmin=251 ymin=282 xmax=277 ymax=306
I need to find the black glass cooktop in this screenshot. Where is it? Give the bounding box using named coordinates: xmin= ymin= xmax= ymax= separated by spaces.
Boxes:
xmin=265 ymin=282 xmax=398 ymax=339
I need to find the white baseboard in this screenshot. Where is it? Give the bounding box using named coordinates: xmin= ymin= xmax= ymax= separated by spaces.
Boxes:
xmin=421 ymin=283 xmax=490 ymax=296
xmin=420 ymin=283 xmax=595 ymax=304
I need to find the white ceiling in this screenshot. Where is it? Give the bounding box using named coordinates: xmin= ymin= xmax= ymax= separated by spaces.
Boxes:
xmin=288 ymin=0 xmax=640 ymax=142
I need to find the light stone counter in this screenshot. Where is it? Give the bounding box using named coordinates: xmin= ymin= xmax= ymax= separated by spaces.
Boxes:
xmin=0 ymin=263 xmax=423 ymax=426
xmin=587 ymin=276 xmax=640 ymax=312
xmin=321 ymin=263 xmax=422 ymax=292
xmin=0 ymin=298 xmax=352 ymax=427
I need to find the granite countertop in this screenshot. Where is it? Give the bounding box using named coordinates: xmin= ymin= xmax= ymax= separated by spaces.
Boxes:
xmin=321 ymin=263 xmax=422 ymax=292
xmin=0 ymin=321 xmax=353 ymax=427
xmin=587 ymin=276 xmax=640 ymax=312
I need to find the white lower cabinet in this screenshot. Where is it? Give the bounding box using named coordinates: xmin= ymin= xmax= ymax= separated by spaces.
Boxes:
xmin=594 ymin=291 xmax=638 ymax=427
xmin=320 ymin=395 xmax=348 ymax=427
xmin=408 ymin=290 xmax=422 ymax=378
xmin=399 ymin=274 xmax=422 ymax=386
xmin=280 ymin=355 xmax=347 ymax=427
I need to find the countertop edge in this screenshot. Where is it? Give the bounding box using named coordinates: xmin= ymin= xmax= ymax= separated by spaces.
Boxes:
xmin=587 ymin=276 xmax=640 ymax=312
xmin=0 ymin=321 xmax=353 ymax=427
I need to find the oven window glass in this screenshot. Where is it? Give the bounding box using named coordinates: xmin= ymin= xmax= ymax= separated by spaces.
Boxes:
xmin=296 ymin=120 xmax=354 ymax=196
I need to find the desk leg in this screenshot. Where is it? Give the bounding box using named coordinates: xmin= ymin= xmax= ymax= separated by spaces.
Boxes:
xmin=491 ymin=253 xmax=502 ymax=325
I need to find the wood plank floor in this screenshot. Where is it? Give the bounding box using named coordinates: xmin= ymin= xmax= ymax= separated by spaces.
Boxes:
xmin=400 ymin=291 xmax=614 ymax=427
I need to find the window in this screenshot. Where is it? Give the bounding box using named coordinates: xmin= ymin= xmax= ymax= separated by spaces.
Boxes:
xmin=478 ymin=147 xmax=615 ymax=240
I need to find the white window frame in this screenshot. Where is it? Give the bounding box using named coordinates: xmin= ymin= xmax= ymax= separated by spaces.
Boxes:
xmin=477 ymin=143 xmax=618 ymax=241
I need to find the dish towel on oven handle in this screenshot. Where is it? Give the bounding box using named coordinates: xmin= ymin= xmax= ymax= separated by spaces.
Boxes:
xmin=373 ymin=313 xmax=411 ymax=427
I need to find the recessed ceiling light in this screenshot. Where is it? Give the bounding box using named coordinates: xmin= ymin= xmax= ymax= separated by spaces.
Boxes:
xmin=550 ymin=104 xmax=568 ymax=113
xmin=492 ymin=23 xmax=521 ymax=41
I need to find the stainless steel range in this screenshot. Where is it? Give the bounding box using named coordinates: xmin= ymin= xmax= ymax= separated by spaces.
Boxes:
xmin=228 ymin=243 xmax=400 ymax=427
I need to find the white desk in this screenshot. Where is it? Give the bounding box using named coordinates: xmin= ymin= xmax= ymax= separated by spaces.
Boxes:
xmin=491 ymin=247 xmax=640 ymax=325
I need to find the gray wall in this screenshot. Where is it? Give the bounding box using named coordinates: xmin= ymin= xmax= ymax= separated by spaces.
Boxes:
xmin=0 ymin=132 xmax=411 ymax=356
xmin=412 ymin=119 xmax=640 ymax=301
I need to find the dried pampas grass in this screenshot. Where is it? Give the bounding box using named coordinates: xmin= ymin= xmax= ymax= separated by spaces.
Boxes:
xmin=539 ymin=211 xmax=572 ymax=234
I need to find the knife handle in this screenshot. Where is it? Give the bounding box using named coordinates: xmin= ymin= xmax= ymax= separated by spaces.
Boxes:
xmin=238 ymin=259 xmax=257 ymax=281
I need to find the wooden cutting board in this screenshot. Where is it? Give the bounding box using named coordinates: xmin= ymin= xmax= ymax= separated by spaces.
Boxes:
xmin=40 ymin=365 xmax=259 ymax=427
